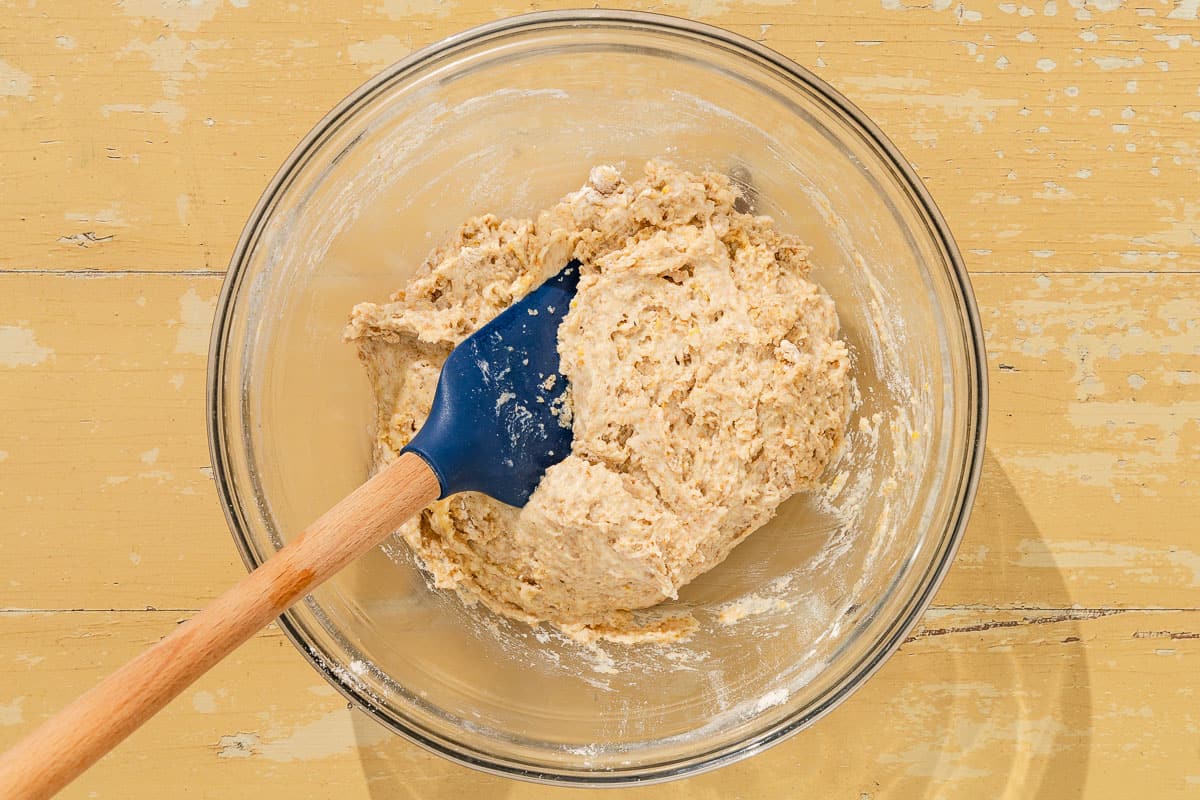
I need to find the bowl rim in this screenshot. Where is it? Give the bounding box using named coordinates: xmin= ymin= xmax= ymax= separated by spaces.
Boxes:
xmin=208 ymin=7 xmax=988 ymax=787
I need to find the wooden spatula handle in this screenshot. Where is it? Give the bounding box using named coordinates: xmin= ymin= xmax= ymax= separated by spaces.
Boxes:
xmin=0 ymin=452 xmax=440 ymax=800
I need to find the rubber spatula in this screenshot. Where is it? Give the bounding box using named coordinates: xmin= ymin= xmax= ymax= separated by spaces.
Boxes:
xmin=0 ymin=261 xmax=582 ymax=800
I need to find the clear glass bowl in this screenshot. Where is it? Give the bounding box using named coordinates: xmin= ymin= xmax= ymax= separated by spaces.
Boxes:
xmin=209 ymin=10 xmax=986 ymax=786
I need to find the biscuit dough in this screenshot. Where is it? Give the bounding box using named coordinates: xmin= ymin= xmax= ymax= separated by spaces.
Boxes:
xmin=346 ymin=161 xmax=850 ymax=642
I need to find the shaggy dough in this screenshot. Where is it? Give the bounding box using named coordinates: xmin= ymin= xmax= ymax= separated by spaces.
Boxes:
xmin=346 ymin=161 xmax=849 ymax=643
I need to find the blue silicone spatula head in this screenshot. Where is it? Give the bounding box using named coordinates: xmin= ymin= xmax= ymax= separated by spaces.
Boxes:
xmin=401 ymin=261 xmax=581 ymax=507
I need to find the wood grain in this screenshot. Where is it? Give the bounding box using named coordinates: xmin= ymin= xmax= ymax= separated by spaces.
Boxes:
xmin=0 ymin=453 xmax=439 ymax=800
xmin=0 ymin=0 xmax=1196 ymax=274
xmin=0 ymin=273 xmax=237 ymax=610
xmin=2 ymin=272 xmax=1195 ymax=610
xmin=1 ymin=608 xmax=1197 ymax=798
xmin=1 ymin=0 xmax=1198 ymax=796
xmin=944 ymin=271 xmax=1200 ymax=609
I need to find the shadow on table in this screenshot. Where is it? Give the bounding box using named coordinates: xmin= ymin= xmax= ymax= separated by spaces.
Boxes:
xmin=840 ymin=447 xmax=1094 ymax=799
xmin=351 ymin=448 xmax=1093 ymax=799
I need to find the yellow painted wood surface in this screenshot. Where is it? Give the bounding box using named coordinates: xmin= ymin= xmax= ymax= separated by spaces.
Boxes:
xmin=2 ymin=609 xmax=1197 ymax=798
xmin=1 ymin=0 xmax=1197 ymax=797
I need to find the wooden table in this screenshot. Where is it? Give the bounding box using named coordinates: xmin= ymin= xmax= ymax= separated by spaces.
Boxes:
xmin=2 ymin=1 xmax=1197 ymax=797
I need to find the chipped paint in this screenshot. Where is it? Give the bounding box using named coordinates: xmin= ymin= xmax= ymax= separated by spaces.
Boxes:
xmin=1 ymin=3 xmax=1198 ymax=796
xmin=102 ymin=33 xmax=224 ymax=131
xmin=376 ymin=0 xmax=458 ymax=18
xmin=1168 ymin=0 xmax=1200 ymax=19
xmin=216 ymin=731 xmax=259 ymax=758
xmin=254 ymin=714 xmax=388 ymax=762
xmin=1093 ymin=55 xmax=1143 ymax=69
xmin=882 ymin=0 xmax=954 ymax=10
xmin=118 ymin=0 xmax=222 ymax=32
xmin=1016 ymin=540 xmax=1200 ymax=586
xmin=0 ymin=325 xmax=53 ymax=368
xmin=192 ymin=690 xmax=217 ymax=713
xmin=841 ymin=81 xmax=1017 ymax=127
xmin=65 ymin=205 xmax=128 ymax=228
xmin=0 ymin=697 xmax=24 ymax=726
xmin=173 ymin=288 xmax=216 ymax=355
xmin=347 ymin=34 xmax=412 ymax=69
xmin=0 ymin=59 xmax=33 ymax=98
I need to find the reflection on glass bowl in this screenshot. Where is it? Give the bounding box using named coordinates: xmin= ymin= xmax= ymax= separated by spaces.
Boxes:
xmin=208 ymin=10 xmax=986 ymax=786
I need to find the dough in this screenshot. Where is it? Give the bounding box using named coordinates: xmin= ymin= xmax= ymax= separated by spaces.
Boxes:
xmin=346 ymin=161 xmax=850 ymax=643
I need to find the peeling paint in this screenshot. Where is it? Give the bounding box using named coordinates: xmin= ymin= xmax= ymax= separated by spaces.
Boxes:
xmin=0 ymin=59 xmax=33 ymax=98
xmin=1 ymin=5 xmax=1198 ymax=795
xmin=101 ymin=32 xmax=225 ymax=131
xmin=0 ymin=697 xmax=25 ymax=726
xmin=1016 ymin=540 xmax=1200 ymax=586
xmin=347 ymin=35 xmax=412 ymax=69
xmin=1093 ymin=55 xmax=1144 ymax=69
xmin=841 ymin=83 xmax=1017 ymax=126
xmin=193 ymin=690 xmax=216 ymax=713
xmin=172 ymin=288 xmax=216 ymax=355
xmin=376 ymin=0 xmax=458 ymax=18
xmin=909 ymin=609 xmax=1121 ymax=640
xmin=0 ymin=325 xmax=53 ymax=368
xmin=1169 ymin=0 xmax=1200 ymax=19
xmin=119 ymin=0 xmax=221 ymax=31
xmin=57 ymin=232 xmax=114 ymax=248
xmin=65 ymin=206 xmax=128 ymax=228
xmin=882 ymin=0 xmax=954 ymax=9
xmin=215 ymin=709 xmax=390 ymax=763
xmin=216 ymin=731 xmax=258 ymax=758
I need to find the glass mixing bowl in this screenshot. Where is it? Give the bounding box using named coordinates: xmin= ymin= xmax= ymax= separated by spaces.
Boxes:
xmin=208 ymin=10 xmax=986 ymax=785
